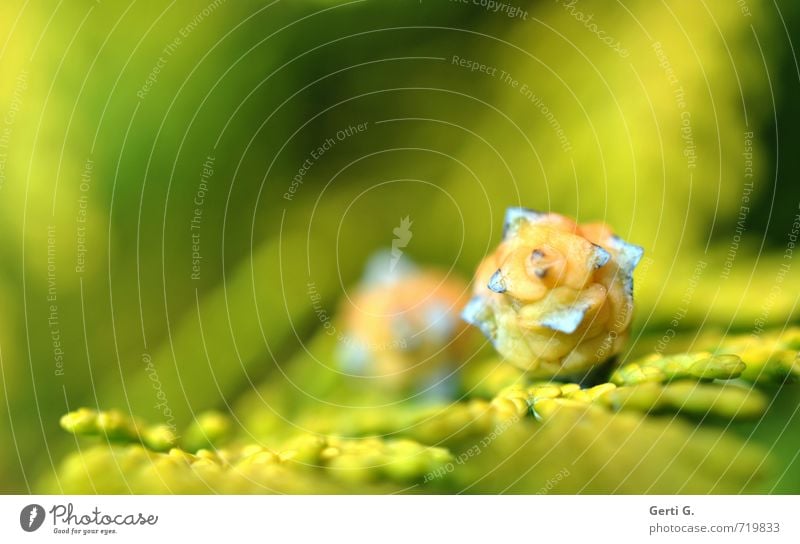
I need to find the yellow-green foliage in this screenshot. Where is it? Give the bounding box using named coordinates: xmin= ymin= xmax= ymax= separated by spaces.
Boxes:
xmin=49 ymin=328 xmax=799 ymax=494
xmin=2 ymin=0 xmax=798 ymax=494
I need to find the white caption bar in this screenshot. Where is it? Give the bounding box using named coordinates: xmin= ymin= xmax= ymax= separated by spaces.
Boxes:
xmin=0 ymin=495 xmax=796 ymax=542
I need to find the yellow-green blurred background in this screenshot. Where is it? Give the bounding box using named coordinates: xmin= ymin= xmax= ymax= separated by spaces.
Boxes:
xmin=1 ymin=0 xmax=799 ymax=493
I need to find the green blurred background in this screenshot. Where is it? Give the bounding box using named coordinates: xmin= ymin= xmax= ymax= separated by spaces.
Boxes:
xmin=1 ymin=0 xmax=799 ymax=493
